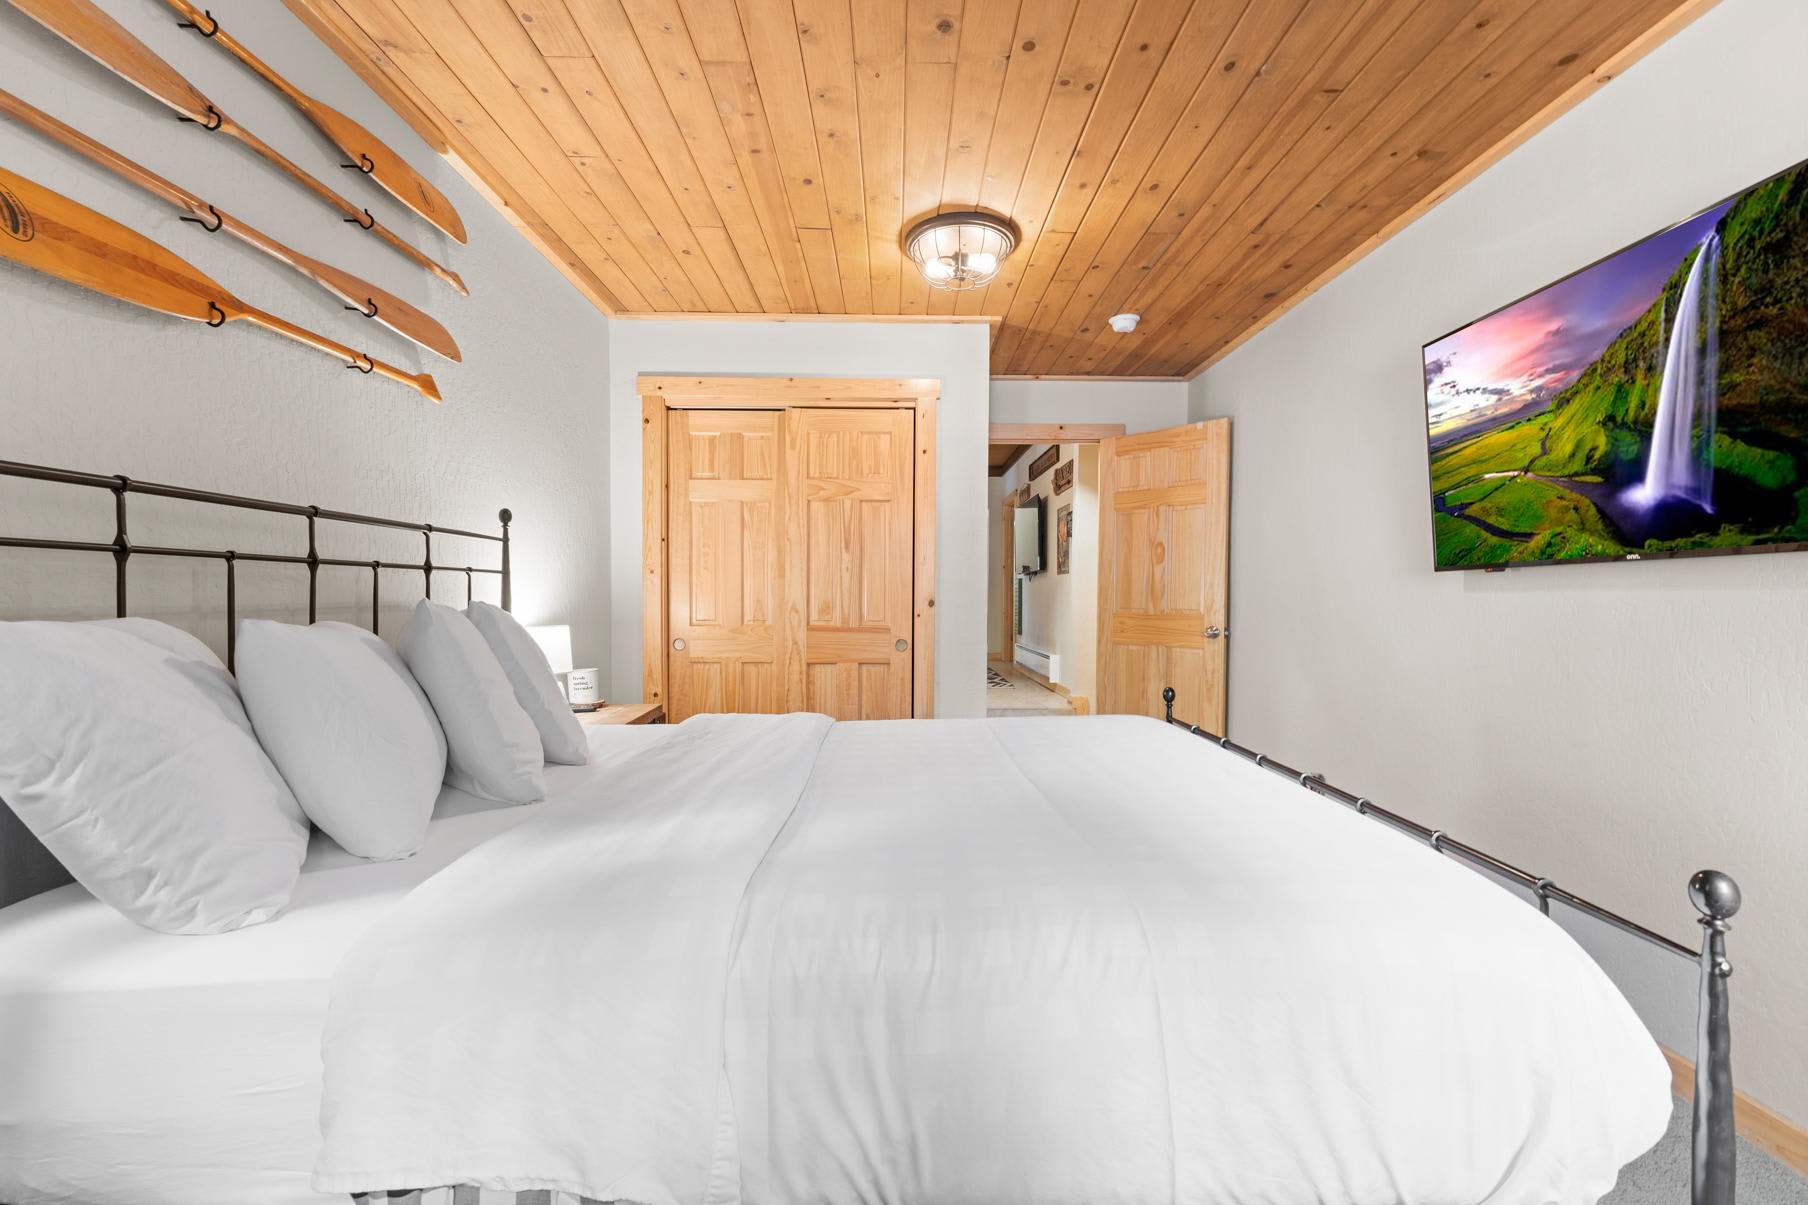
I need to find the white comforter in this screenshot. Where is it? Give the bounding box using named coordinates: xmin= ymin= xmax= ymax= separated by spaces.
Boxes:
xmin=317 ymin=715 xmax=1670 ymax=1204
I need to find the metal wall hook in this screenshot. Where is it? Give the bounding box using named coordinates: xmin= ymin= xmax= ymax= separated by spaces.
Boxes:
xmin=345 ymin=353 xmax=375 ymax=374
xmin=340 ymin=153 xmax=376 ymax=175
xmin=179 ymin=105 xmax=224 ymax=131
xmin=344 ymin=208 xmax=376 ymax=230
xmin=205 ymin=301 xmax=226 ymax=327
xmin=176 ymin=8 xmax=220 ymax=36
xmin=179 ymin=204 xmax=224 ymax=233
xmin=344 ymin=297 xmax=379 ymax=318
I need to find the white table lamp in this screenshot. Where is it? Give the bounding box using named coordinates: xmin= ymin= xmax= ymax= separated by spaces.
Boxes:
xmin=527 ymin=625 xmax=574 ymax=698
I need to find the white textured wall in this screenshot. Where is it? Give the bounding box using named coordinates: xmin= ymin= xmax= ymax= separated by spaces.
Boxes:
xmin=606 ymin=319 xmax=991 ymax=717
xmin=0 ymin=1 xmax=612 ymax=668
xmin=1188 ymin=0 xmax=1808 ymax=1124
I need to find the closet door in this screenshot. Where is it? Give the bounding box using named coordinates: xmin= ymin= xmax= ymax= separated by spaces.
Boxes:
xmin=1096 ymin=420 xmax=1230 ymax=727
xmin=784 ymin=408 xmax=915 ymax=720
xmin=667 ymin=409 xmax=784 ymax=722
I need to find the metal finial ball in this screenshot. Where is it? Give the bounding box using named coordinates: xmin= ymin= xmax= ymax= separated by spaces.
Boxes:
xmin=1689 ymin=870 xmax=1741 ymax=921
xmin=1162 ymin=687 xmax=1175 ymax=704
xmin=498 ymin=508 xmax=513 ymax=525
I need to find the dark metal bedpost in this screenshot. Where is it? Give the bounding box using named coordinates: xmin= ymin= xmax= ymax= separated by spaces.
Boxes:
xmin=421 ymin=527 xmax=434 ymax=600
xmin=1162 ymin=686 xmax=1174 ymax=723
xmin=305 ymin=507 xmax=320 ymax=624
xmin=1690 ymin=869 xmax=1740 ymax=1205
xmin=111 ymin=476 xmax=130 ymax=617
xmin=223 ymin=551 xmax=237 ymax=673
xmin=499 ymin=508 xmax=513 ymax=612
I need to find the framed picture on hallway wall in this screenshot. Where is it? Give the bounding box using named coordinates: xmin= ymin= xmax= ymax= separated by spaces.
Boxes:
xmin=1053 ymin=460 xmax=1074 ymax=494
xmin=1056 ymin=504 xmax=1073 ymax=575
xmin=1029 ymin=445 xmax=1059 ymax=481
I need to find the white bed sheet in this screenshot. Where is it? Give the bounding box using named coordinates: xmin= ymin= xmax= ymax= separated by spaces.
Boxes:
xmin=0 ymin=724 xmax=673 ymax=1205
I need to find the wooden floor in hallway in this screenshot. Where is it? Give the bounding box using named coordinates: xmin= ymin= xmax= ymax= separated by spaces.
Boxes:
xmin=985 ymin=659 xmax=1075 ymax=718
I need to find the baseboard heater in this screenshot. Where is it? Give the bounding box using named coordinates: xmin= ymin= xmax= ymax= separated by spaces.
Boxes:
xmin=1014 ymin=643 xmax=1060 ymax=683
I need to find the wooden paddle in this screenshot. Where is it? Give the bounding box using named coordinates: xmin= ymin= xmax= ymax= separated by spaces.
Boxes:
xmin=0 ymin=88 xmax=461 ymax=362
xmin=160 ymin=0 xmax=466 ymax=245
xmin=3 ymin=0 xmax=467 ymax=296
xmin=0 ymin=165 xmax=440 ymax=401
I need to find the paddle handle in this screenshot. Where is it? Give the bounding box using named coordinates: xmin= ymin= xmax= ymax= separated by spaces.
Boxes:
xmin=0 ymin=87 xmax=205 ymax=213
xmin=216 ymin=113 xmax=468 ymax=296
xmin=160 ymin=0 xmax=308 ymax=110
xmin=234 ymin=307 xmax=442 ymax=402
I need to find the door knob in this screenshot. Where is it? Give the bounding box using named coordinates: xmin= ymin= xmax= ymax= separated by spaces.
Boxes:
xmin=1205 ymin=626 xmax=1223 ymax=639
xmin=895 ymin=638 xmax=909 ymax=652
xmin=671 ymin=637 xmax=686 ymax=651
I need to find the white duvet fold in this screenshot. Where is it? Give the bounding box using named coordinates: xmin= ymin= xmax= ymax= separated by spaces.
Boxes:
xmin=314 ymin=713 xmax=833 ymax=1203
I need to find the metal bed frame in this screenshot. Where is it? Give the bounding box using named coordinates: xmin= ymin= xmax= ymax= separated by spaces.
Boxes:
xmin=1162 ymin=686 xmax=1742 ymax=1205
xmin=0 ymin=458 xmax=513 ymax=673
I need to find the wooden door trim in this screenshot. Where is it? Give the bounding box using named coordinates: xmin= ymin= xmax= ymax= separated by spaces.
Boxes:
xmin=642 ymin=376 xmax=940 ymax=718
xmin=988 ymin=423 xmax=1126 ymax=444
xmin=640 ymin=375 xmax=941 ymax=401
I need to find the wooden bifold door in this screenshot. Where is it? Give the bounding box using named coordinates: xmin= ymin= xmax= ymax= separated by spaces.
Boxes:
xmin=666 ymin=407 xmax=917 ymax=723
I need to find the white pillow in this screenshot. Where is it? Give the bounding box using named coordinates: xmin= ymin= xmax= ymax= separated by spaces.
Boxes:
xmin=236 ymin=621 xmax=446 ymax=860
xmin=465 ymin=601 xmax=587 ymax=765
xmin=0 ymin=619 xmax=308 ymax=934
xmin=398 ymin=600 xmax=544 ymax=803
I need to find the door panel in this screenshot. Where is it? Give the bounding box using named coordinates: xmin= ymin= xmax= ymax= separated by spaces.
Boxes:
xmin=785 ymin=409 xmax=914 ymax=721
xmin=1097 ymin=420 xmax=1230 ymax=727
xmin=668 ymin=409 xmax=784 ymax=722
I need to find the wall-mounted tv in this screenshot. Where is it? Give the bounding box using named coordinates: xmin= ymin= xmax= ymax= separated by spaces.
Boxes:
xmin=1423 ymin=158 xmax=1808 ymax=571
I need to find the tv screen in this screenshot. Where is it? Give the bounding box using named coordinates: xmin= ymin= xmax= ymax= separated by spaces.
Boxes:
xmin=1423 ymin=158 xmax=1808 ymax=570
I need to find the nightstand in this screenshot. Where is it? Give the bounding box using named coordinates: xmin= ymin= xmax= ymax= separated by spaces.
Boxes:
xmin=575 ymin=702 xmax=665 ymax=725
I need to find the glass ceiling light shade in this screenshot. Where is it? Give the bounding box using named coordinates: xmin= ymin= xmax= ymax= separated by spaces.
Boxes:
xmin=904 ymin=211 xmax=1017 ymax=291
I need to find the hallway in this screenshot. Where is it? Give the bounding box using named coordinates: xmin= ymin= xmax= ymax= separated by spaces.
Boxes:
xmin=985 ymin=659 xmax=1075 ymax=718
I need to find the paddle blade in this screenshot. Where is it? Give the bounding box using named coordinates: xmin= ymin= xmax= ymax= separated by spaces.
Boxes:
xmin=309 ymin=103 xmax=467 ymax=244
xmin=0 ymin=165 xmax=226 ymax=324
xmin=5 ymin=0 xmax=215 ymax=122
xmin=294 ymin=246 xmax=463 ymax=362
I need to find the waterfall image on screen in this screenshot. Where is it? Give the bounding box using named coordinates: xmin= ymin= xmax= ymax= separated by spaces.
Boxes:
xmin=1423 ymin=160 xmax=1808 ymax=569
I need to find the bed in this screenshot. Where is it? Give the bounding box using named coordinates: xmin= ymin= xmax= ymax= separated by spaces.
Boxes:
xmin=0 ymin=458 xmax=1746 ymax=1205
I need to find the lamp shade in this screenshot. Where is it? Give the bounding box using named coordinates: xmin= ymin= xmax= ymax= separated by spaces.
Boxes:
xmin=526 ymin=624 xmax=573 ymax=675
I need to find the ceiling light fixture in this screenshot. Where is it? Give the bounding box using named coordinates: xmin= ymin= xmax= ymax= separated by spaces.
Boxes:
xmin=1108 ymin=312 xmax=1140 ymax=333
xmin=903 ymin=211 xmax=1017 ymax=291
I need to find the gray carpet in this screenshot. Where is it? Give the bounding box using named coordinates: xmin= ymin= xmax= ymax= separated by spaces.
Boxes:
xmin=1605 ymin=1096 xmax=1807 ymax=1203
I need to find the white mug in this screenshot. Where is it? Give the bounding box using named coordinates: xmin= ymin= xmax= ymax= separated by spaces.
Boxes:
xmin=568 ymin=667 xmax=601 ymax=710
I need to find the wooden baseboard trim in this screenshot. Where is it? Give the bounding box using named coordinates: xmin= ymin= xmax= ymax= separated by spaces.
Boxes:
xmin=1661 ymin=1046 xmax=1808 ymax=1174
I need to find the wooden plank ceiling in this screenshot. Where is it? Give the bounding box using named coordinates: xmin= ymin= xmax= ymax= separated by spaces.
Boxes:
xmin=289 ymin=0 xmax=1712 ymax=377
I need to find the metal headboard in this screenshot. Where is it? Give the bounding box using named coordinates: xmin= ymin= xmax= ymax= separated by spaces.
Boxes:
xmin=0 ymin=458 xmax=514 ymax=908
xmin=1161 ymin=686 xmax=1742 ymax=1205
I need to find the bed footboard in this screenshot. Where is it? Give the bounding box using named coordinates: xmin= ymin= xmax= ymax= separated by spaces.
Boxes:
xmin=1161 ymin=687 xmax=1742 ymax=1205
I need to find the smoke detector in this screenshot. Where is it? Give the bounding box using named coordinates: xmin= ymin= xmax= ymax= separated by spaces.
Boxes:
xmin=1108 ymin=312 xmax=1140 ymax=333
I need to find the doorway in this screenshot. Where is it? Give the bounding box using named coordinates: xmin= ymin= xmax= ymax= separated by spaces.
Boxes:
xmin=987 ymin=420 xmax=1232 ymax=727
xmin=642 ymin=376 xmax=939 ymax=722
xmin=987 ymin=424 xmax=1121 ymax=719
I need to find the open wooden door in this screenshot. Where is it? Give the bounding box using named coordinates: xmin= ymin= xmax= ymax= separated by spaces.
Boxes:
xmin=1096 ymin=420 xmax=1230 ymax=727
